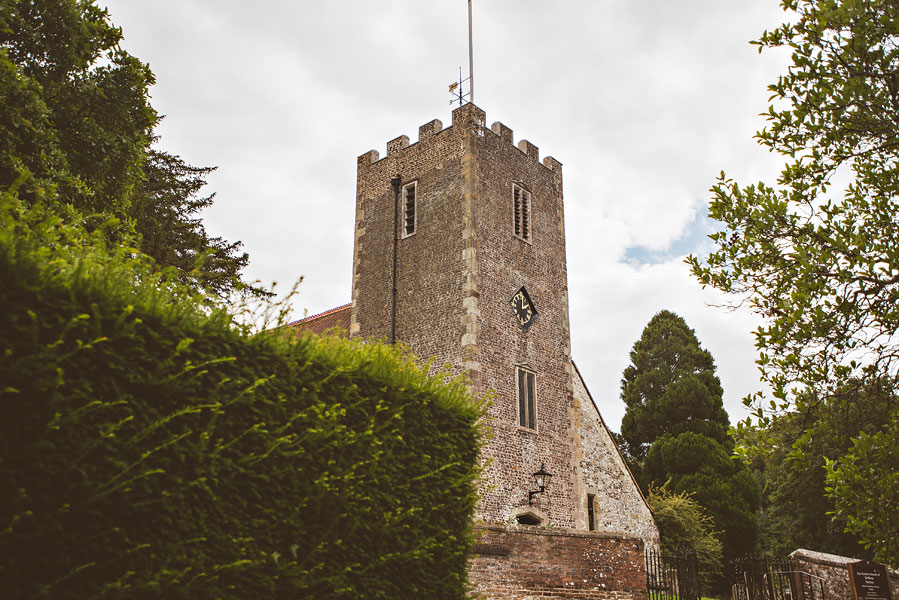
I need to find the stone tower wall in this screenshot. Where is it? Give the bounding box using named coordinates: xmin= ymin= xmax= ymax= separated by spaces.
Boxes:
xmin=350 ymin=103 xmax=658 ymax=599
xmin=351 ymin=105 xmax=656 ymax=543
xmin=352 ymin=104 xmax=576 ymax=526
xmin=352 ymin=116 xmax=467 ymax=372
xmin=465 ymin=110 xmax=576 ymax=526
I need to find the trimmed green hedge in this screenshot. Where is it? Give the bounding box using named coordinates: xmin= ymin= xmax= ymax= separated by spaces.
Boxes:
xmin=0 ymin=204 xmax=483 ymax=599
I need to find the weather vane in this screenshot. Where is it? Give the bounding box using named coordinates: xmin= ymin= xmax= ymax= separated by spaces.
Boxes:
xmin=449 ymin=67 xmax=470 ymax=107
xmin=449 ymin=0 xmax=475 ymax=106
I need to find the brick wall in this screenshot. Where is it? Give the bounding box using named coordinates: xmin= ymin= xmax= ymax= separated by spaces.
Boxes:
xmin=789 ymin=549 xmax=899 ymax=600
xmin=469 ymin=524 xmax=649 ymax=600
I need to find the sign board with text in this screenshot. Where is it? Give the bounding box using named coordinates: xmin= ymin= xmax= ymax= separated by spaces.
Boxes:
xmin=849 ymin=560 xmax=893 ymax=600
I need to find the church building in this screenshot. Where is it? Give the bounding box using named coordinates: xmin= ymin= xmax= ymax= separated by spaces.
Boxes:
xmin=294 ymin=103 xmax=658 ymax=599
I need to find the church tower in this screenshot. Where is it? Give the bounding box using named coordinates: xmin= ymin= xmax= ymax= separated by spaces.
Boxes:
xmin=351 ymin=102 xmax=575 ymax=525
xmin=350 ymin=103 xmax=656 ymax=542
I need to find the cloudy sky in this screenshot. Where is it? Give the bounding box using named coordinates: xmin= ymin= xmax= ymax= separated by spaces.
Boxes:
xmin=100 ymin=0 xmax=792 ymax=430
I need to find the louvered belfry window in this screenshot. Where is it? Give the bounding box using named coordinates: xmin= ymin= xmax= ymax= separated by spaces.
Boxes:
xmin=513 ymin=183 xmax=531 ymax=242
xmin=402 ymin=182 xmax=417 ymax=237
xmin=517 ymin=367 xmax=536 ymax=430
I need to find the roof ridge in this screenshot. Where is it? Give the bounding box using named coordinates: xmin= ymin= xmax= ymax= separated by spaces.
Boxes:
xmin=287 ymin=303 xmax=352 ymax=327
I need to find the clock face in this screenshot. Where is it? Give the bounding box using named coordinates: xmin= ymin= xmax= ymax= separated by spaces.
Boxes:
xmin=510 ymin=286 xmax=538 ymax=329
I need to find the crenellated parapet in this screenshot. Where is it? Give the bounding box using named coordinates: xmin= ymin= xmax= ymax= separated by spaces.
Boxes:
xmin=356 ymin=104 xmax=561 ymax=176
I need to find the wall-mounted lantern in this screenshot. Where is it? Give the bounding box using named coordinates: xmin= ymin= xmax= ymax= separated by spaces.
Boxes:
xmin=528 ymin=463 xmax=553 ymax=505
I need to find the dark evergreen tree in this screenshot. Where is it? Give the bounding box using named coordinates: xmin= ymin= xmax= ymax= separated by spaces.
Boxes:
xmin=620 ymin=310 xmax=730 ymax=463
xmin=130 ymin=148 xmax=253 ymax=299
xmin=619 ymin=310 xmax=759 ymax=571
xmin=643 ymin=432 xmax=759 ymax=563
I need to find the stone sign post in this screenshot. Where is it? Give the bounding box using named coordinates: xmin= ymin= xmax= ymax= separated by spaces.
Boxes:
xmin=849 ymin=560 xmax=894 ymax=600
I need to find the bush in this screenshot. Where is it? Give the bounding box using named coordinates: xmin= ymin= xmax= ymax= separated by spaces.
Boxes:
xmin=646 ymin=485 xmax=723 ymax=593
xmin=0 ymin=200 xmax=484 ymax=599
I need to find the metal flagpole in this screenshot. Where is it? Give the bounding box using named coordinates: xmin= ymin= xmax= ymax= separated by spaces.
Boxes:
xmin=468 ymin=0 xmax=474 ymax=104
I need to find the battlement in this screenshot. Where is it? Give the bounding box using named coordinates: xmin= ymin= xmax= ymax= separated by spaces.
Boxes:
xmin=357 ymin=104 xmax=561 ymax=173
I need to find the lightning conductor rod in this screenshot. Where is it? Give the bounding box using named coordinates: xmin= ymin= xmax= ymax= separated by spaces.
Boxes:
xmin=468 ymin=0 xmax=474 ymax=104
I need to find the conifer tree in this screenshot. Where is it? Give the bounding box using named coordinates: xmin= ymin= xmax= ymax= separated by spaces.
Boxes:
xmin=619 ymin=310 xmax=730 ymax=463
xmin=129 ymin=149 xmax=252 ymax=299
xmin=620 ymin=310 xmax=759 ymax=570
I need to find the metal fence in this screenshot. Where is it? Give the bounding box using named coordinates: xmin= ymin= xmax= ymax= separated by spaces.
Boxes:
xmin=646 ymin=547 xmax=701 ymax=600
xmin=729 ymin=556 xmax=827 ymax=600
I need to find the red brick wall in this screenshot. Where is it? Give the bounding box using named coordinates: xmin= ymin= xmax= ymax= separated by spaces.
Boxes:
xmin=469 ymin=525 xmax=649 ymax=600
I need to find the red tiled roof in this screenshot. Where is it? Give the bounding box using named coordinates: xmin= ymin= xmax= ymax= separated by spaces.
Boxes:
xmin=288 ymin=303 xmax=352 ymax=336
